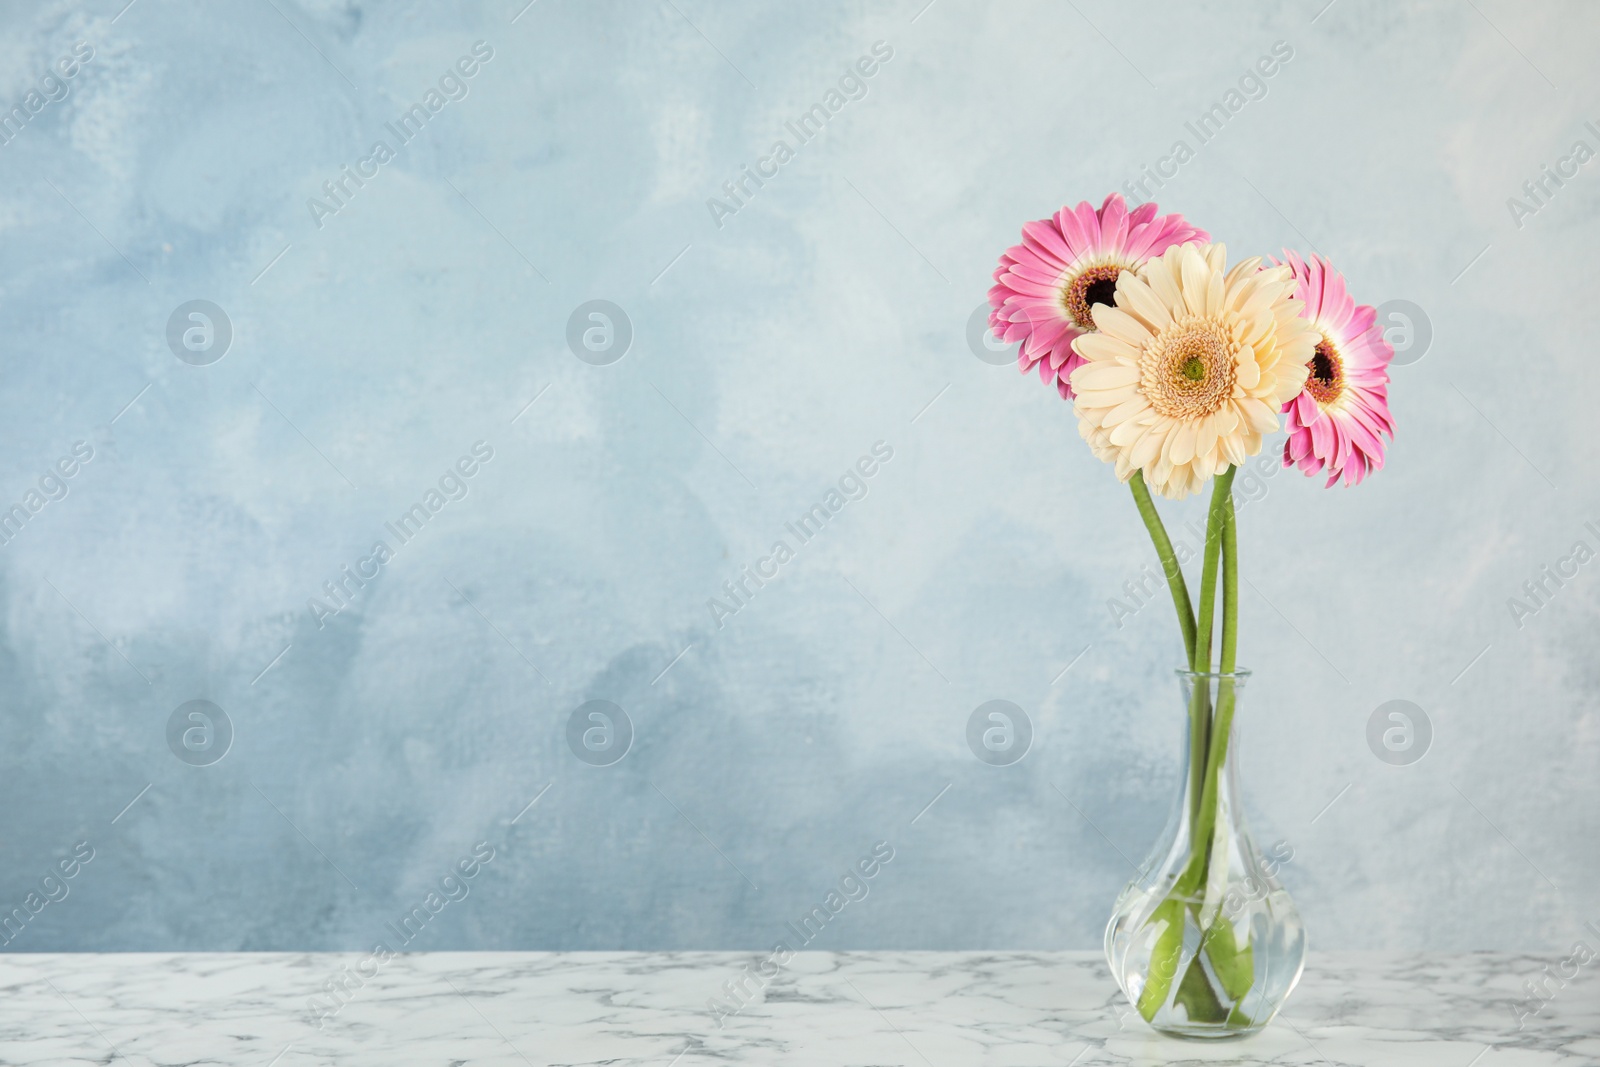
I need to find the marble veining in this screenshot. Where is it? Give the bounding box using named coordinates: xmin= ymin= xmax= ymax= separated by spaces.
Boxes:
xmin=0 ymin=951 xmax=1590 ymax=1065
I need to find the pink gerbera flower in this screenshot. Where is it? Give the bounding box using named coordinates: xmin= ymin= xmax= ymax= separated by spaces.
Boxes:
xmin=988 ymin=193 xmax=1206 ymax=399
xmin=1275 ymin=252 xmax=1395 ymax=487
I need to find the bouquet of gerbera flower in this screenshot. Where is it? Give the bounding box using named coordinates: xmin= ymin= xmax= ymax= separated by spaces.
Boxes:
xmin=989 ymin=194 xmax=1394 ymax=1036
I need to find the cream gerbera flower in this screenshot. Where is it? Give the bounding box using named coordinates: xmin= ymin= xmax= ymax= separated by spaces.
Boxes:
xmin=1068 ymin=243 xmax=1317 ymax=500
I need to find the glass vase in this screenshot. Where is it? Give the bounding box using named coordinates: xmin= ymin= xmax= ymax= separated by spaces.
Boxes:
xmin=1104 ymin=669 xmax=1306 ymax=1038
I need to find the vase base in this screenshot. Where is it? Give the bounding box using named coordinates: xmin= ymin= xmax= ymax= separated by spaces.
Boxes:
xmin=1149 ymin=1022 xmax=1265 ymax=1041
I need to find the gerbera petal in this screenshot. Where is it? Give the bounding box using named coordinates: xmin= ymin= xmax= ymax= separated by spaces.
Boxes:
xmin=1120 ymin=278 xmax=1173 ymax=333
xmin=1180 ymin=248 xmax=1211 ymax=316
xmin=1103 ymin=396 xmax=1152 ymax=429
xmin=1073 ymin=200 xmax=1102 ymax=253
xmin=1099 ymin=192 xmax=1129 ymax=250
xmin=1091 ymin=305 xmax=1153 ymax=347
xmin=1130 ymin=425 xmax=1164 ymax=469
xmin=1073 ymin=332 xmax=1136 ymax=364
xmin=1235 ymin=355 xmax=1261 ymax=391
xmin=1109 ymin=414 xmax=1150 ymax=447
xmin=1169 ymin=422 xmax=1198 ymax=465
xmin=1073 ymin=363 xmax=1141 ymax=390
xmin=1239 ymin=397 xmax=1279 ymax=433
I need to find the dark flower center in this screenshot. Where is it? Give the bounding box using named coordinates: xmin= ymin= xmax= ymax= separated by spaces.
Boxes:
xmin=1062 ymin=265 xmax=1124 ymax=331
xmin=1084 ymin=276 xmax=1119 ymax=310
xmin=1305 ymin=338 xmax=1344 ymax=405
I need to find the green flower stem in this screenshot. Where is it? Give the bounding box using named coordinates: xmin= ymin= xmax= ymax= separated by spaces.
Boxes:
xmin=1179 ymin=487 xmax=1242 ymax=896
xmin=1202 ymin=919 xmax=1254 ymax=1001
xmin=1136 ymin=896 xmax=1185 ymax=1020
xmin=1219 ymin=489 xmax=1239 ymax=675
xmin=1135 ymin=471 xmax=1238 ymax=1022
xmin=1128 ymin=472 xmax=1196 ymax=666
xmin=1136 ymin=474 xmax=1252 ymax=1023
xmin=1191 ymin=468 xmax=1235 ymax=675
xmin=1185 ymin=469 xmax=1235 ymax=826
xmin=1183 ymin=681 xmax=1211 ymax=857
xmin=1197 ymin=490 xmax=1252 ymax=1008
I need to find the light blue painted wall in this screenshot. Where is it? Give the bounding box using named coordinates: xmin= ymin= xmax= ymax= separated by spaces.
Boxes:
xmin=0 ymin=0 xmax=1595 ymax=953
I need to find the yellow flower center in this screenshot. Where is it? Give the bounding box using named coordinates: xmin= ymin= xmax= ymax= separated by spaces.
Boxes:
xmin=1142 ymin=317 xmax=1238 ymax=420
xmin=1306 ymin=337 xmax=1344 ymax=406
xmin=1060 ymin=264 xmax=1123 ymax=331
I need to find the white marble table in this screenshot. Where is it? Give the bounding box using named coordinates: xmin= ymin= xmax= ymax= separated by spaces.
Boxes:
xmin=0 ymin=951 xmax=1591 ymax=1065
